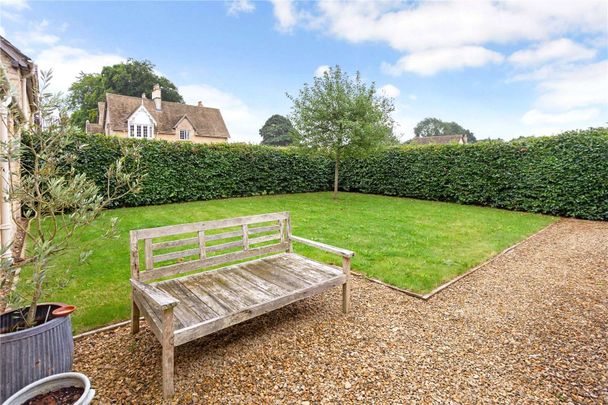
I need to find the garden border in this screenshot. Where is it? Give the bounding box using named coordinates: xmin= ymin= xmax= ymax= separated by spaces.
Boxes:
xmin=353 ymin=219 xmax=562 ymax=300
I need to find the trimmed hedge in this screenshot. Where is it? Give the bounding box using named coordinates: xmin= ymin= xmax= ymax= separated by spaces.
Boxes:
xmin=341 ymin=128 xmax=608 ymax=220
xmin=37 ymin=129 xmax=607 ymax=220
xmin=66 ymin=133 xmax=333 ymax=207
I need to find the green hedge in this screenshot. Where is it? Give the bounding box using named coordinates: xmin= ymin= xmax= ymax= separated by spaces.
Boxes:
xmin=341 ymin=128 xmax=608 ymax=220
xmin=35 ymin=129 xmax=607 ymax=220
xmin=67 ymin=133 xmax=333 ymax=207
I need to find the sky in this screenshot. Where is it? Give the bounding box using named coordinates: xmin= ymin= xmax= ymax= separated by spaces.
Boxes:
xmin=1 ymin=0 xmax=607 ymax=143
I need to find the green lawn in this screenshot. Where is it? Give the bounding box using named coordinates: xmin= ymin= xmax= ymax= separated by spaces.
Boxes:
xmin=22 ymin=192 xmax=556 ymax=333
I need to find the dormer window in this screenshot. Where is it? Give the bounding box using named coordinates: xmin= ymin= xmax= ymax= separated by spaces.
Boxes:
xmin=127 ymin=105 xmax=156 ymax=139
xmin=129 ymin=124 xmax=153 ymax=139
xmin=179 ymin=129 xmax=190 ymax=140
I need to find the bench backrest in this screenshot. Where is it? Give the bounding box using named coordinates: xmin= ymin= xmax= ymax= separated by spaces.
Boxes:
xmin=130 ymin=212 xmax=291 ymax=282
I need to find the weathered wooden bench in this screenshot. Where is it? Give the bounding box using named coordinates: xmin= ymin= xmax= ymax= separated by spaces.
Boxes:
xmin=129 ymin=212 xmax=354 ymax=399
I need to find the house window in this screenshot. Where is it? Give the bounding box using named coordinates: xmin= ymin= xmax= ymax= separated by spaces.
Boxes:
xmin=179 ymin=129 xmax=190 ymax=140
xmin=136 ymin=126 xmax=142 ymax=138
xmin=143 ymin=126 xmax=148 ymax=138
xmin=129 ymin=125 xmax=134 ymax=136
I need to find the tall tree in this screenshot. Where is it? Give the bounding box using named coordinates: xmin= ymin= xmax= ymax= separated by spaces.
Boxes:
xmin=259 ymin=114 xmax=294 ymax=146
xmin=288 ymin=65 xmax=396 ymax=198
xmin=67 ymin=59 xmax=184 ymax=129
xmin=413 ymin=117 xmax=476 ymax=143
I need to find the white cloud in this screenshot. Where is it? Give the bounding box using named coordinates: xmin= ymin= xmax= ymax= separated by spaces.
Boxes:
xmin=36 ymin=46 xmax=124 ymax=94
xmin=509 ymin=38 xmax=596 ymax=66
xmin=0 ymin=0 xmax=29 ymax=10
xmin=379 ymin=84 xmax=400 ymax=98
xmin=408 ymin=94 xmax=417 ymax=101
xmin=12 ymin=20 xmax=59 ymax=48
xmin=268 ymin=1 xmax=606 ymax=76
xmin=522 ymin=108 xmax=600 ymax=125
xmin=179 ymin=84 xmax=266 ymax=143
xmin=382 ymin=46 xmax=504 ymax=76
xmin=270 ymin=0 xmax=298 ymax=32
xmin=314 ymin=64 xmax=330 ymax=77
xmin=227 ymin=0 xmax=255 ymax=16
xmin=313 ymin=1 xmax=607 ymax=52
xmin=519 ymin=60 xmax=608 ymax=132
xmin=534 ymin=60 xmax=608 ymax=111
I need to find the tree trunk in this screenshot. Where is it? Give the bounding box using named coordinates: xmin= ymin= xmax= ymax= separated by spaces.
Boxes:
xmin=25 ymin=265 xmax=43 ymax=327
xmin=333 ymin=155 xmax=340 ymax=199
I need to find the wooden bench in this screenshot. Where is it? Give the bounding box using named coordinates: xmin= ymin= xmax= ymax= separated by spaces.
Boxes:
xmin=129 ymin=212 xmax=354 ymax=399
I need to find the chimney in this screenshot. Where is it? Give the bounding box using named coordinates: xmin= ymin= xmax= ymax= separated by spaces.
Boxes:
xmin=197 ymin=101 xmax=203 ymax=107
xmin=152 ymin=84 xmax=161 ymax=111
xmin=141 ymin=93 xmax=147 ymax=99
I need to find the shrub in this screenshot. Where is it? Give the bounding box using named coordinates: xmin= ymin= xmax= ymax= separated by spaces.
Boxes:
xmin=341 ymin=128 xmax=608 ymax=220
xmin=43 ymin=128 xmax=608 ymax=220
xmin=62 ymin=133 xmax=334 ymax=207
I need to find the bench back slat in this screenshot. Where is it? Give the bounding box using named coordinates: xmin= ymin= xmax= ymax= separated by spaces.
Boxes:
xmin=131 ymin=212 xmax=291 ymax=282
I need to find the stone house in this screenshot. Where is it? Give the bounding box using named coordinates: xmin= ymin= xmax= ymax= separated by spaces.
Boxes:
xmin=86 ymin=84 xmax=230 ymax=143
xmin=0 ymin=35 xmax=38 ymax=261
xmin=409 ymin=134 xmax=468 ymax=145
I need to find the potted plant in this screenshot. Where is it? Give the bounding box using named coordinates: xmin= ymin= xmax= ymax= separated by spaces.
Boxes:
xmin=3 ymin=372 xmax=95 ymax=405
xmin=0 ymin=71 xmax=142 ymax=401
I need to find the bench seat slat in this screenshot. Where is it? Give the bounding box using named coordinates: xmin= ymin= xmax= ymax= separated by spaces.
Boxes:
xmin=171 ymin=254 xmax=346 ymax=346
xmin=151 ymin=253 xmax=345 ymax=341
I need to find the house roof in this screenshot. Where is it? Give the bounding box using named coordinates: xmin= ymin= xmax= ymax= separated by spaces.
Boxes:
xmin=104 ymin=93 xmax=229 ymax=139
xmin=0 ymin=35 xmax=33 ymax=69
xmin=410 ymin=134 xmax=465 ymax=145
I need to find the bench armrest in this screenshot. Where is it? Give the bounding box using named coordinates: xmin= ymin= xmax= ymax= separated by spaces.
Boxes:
xmin=131 ymin=279 xmax=179 ymax=310
xmin=291 ymin=235 xmax=355 ymax=258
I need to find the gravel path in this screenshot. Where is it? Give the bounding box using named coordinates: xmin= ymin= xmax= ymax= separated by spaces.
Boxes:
xmin=74 ymin=219 xmax=608 ymax=404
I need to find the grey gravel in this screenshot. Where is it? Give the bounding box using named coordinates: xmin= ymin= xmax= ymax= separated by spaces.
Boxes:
xmin=74 ymin=219 xmax=608 ymax=404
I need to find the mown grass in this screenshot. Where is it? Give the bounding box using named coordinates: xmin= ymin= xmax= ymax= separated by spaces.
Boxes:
xmin=20 ymin=192 xmax=556 ymax=333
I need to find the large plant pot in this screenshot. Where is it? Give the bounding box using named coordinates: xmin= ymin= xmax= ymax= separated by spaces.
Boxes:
xmin=0 ymin=303 xmax=74 ymax=402
xmin=2 ymin=372 xmax=94 ymax=405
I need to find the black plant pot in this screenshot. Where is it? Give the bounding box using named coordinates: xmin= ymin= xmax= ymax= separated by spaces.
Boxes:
xmin=0 ymin=303 xmax=74 ymax=402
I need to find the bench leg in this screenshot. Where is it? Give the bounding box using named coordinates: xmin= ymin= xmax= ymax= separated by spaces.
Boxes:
xmin=342 ymin=281 xmax=351 ymax=314
xmin=131 ymin=298 xmax=140 ymax=334
xmin=342 ymin=257 xmax=351 ymax=314
xmin=162 ymin=309 xmax=175 ymax=399
xmin=162 ymin=342 xmax=174 ymax=399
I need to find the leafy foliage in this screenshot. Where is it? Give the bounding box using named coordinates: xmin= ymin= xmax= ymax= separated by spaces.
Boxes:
xmin=259 ymin=114 xmax=295 ymax=146
xmin=67 ymin=59 xmax=184 ymax=129
xmin=1 ymin=72 xmax=143 ymax=326
xmin=57 ymin=128 xmax=606 ymax=221
xmin=63 ymin=134 xmax=334 ymax=207
xmin=288 ymin=65 xmax=396 ymax=197
xmin=342 ymin=128 xmax=608 ymax=220
xmin=413 ymin=117 xmax=476 ymax=143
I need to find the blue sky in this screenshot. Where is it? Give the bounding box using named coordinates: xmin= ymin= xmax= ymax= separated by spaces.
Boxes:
xmin=1 ymin=0 xmax=607 ymax=142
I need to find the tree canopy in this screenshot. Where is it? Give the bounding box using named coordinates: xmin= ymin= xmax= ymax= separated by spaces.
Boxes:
xmin=413 ymin=117 xmax=477 ymax=143
xmin=288 ymin=65 xmax=396 ymax=197
xmin=67 ymin=59 xmax=184 ymax=129
xmin=259 ymin=114 xmax=295 ymax=146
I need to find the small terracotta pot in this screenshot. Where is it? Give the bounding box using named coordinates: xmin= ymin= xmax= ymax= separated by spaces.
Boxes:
xmin=52 ymin=305 xmax=76 ymax=317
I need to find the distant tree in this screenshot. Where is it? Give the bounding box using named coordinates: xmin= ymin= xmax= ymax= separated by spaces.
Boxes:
xmin=259 ymin=114 xmax=294 ymax=146
xmin=413 ymin=117 xmax=445 ymax=137
xmin=288 ymin=65 xmax=395 ymax=198
xmin=68 ymin=59 xmax=184 ymax=129
xmin=413 ymin=117 xmax=476 ymax=143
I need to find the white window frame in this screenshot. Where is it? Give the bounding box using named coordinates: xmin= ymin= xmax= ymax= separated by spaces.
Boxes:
xmin=179 ymin=129 xmax=190 ymax=140
xmin=128 ymin=124 xmax=154 ymax=139
xmin=127 ymin=105 xmax=156 ymax=140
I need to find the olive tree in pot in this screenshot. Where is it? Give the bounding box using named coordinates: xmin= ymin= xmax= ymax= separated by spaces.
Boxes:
xmin=0 ymin=72 xmax=143 ymax=401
